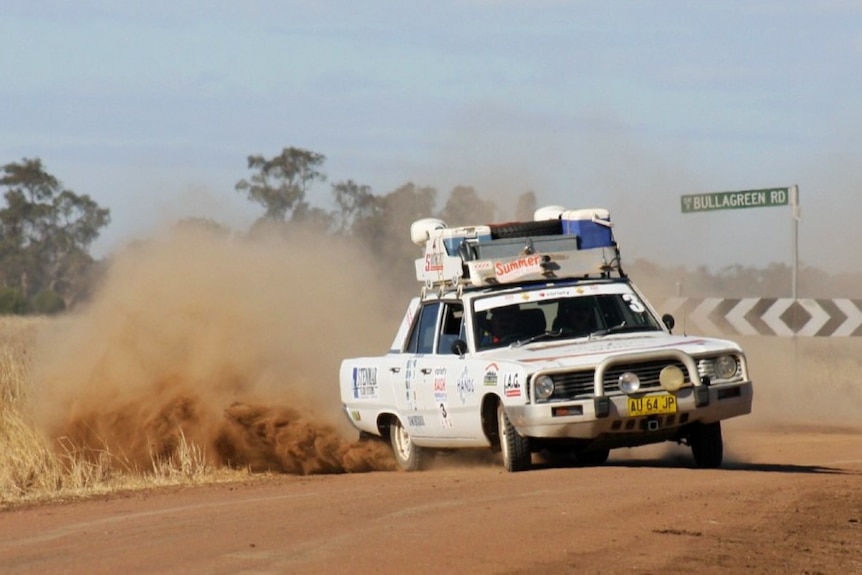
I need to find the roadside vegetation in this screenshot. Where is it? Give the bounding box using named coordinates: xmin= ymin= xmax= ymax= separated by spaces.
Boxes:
xmin=0 ymin=317 xmax=247 ymax=508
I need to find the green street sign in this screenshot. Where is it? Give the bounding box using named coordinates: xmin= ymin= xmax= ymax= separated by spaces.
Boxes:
xmin=681 ymin=187 xmax=790 ymax=213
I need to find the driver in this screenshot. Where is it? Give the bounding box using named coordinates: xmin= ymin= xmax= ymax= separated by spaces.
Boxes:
xmin=554 ymin=299 xmax=597 ymax=335
xmin=483 ymin=305 xmax=520 ymax=346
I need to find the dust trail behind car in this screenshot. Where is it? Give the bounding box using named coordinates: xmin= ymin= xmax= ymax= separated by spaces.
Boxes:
xmin=27 ymin=225 xmax=400 ymax=474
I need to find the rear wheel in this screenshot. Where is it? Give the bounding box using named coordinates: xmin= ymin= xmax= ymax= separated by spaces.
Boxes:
xmin=390 ymin=418 xmax=426 ymax=471
xmin=690 ymin=421 xmax=723 ymax=468
xmin=497 ymin=404 xmax=531 ymax=472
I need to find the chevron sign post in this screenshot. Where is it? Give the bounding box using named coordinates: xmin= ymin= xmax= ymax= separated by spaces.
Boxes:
xmin=661 ymin=297 xmax=862 ymax=337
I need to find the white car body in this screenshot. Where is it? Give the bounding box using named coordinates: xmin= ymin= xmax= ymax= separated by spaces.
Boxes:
xmin=340 ymin=209 xmax=753 ymax=471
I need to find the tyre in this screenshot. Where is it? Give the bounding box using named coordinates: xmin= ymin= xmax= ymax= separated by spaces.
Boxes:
xmin=497 ymin=403 xmax=531 ymax=472
xmin=690 ymin=421 xmax=723 ymax=468
xmin=489 ymin=220 xmax=562 ymax=240
xmin=389 ymin=418 xmax=426 ymax=471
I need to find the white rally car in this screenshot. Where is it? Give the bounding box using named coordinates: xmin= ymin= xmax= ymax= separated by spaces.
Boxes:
xmin=340 ymin=207 xmax=753 ymax=472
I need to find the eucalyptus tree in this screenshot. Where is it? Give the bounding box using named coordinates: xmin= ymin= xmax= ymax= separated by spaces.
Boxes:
xmin=235 ymin=147 xmax=326 ymax=222
xmin=0 ymin=158 xmax=110 ymax=311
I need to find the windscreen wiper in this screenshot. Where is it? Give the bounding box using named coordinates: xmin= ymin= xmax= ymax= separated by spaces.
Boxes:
xmin=589 ymin=322 xmax=659 ymax=338
xmin=512 ymin=330 xmax=563 ymax=347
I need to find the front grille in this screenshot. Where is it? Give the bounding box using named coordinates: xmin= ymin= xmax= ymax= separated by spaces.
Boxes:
xmin=550 ymin=371 xmax=596 ymax=398
xmin=603 ymin=360 xmax=688 ymax=393
xmin=545 ymin=359 xmax=689 ymax=402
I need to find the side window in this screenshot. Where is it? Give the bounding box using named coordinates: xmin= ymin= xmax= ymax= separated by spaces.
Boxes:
xmin=437 ymin=303 xmax=464 ymax=354
xmin=405 ymin=302 xmax=441 ymax=354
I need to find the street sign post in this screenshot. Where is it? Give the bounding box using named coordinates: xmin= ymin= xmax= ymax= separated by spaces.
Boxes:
xmin=681 ymin=185 xmax=800 ymax=299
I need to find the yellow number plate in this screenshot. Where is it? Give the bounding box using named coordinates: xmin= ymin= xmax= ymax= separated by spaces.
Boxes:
xmin=628 ymin=394 xmax=677 ymax=417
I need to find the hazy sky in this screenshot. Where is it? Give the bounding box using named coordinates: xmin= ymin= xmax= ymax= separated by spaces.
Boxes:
xmin=2 ymin=1 xmax=861 ymax=276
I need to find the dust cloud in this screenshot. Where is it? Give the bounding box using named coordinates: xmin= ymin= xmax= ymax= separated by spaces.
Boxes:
xmin=633 ymin=263 xmax=862 ymax=431
xmin=732 ymin=336 xmax=862 ymax=429
xmin=28 ymin=224 xmax=402 ymax=474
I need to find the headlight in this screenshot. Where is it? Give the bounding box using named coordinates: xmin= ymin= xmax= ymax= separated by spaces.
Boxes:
xmin=534 ymin=375 xmax=555 ymax=400
xmin=659 ymin=365 xmax=685 ymax=392
xmin=619 ymin=372 xmax=640 ymax=394
xmin=713 ymin=355 xmax=738 ymax=379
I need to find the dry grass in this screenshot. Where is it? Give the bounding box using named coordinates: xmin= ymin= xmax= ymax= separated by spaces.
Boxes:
xmin=0 ymin=317 xmax=246 ymax=509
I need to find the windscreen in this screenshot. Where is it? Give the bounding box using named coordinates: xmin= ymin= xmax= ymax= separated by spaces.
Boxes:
xmin=473 ymin=284 xmax=662 ymax=350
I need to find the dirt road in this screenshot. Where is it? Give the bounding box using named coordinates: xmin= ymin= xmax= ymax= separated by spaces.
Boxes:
xmin=1 ymin=423 xmax=860 ymax=575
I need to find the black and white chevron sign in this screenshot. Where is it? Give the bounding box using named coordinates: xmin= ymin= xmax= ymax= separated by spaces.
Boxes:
xmin=660 ymin=298 xmax=862 ymax=337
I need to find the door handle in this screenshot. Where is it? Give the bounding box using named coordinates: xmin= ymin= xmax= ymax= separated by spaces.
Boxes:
xmin=390 ymin=367 xmax=401 ymax=373
xmin=420 ymin=368 xmax=432 ymax=374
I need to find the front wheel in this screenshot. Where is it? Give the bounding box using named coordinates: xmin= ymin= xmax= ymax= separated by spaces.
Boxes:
xmin=390 ymin=418 xmax=426 ymax=471
xmin=497 ymin=404 xmax=531 ymax=472
xmin=690 ymin=421 xmax=723 ymax=468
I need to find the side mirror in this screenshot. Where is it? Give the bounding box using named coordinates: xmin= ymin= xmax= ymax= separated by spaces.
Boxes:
xmin=661 ymin=313 xmax=675 ymax=332
xmin=450 ymin=339 xmax=468 ymax=356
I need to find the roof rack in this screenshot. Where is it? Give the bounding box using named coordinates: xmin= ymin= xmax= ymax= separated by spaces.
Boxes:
xmin=411 ymin=206 xmax=623 ymax=291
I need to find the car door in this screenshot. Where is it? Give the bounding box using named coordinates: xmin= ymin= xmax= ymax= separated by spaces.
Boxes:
xmin=398 ymin=299 xmax=479 ymax=439
xmin=437 ymin=302 xmax=484 ymax=439
xmin=391 ymin=301 xmax=442 ymax=438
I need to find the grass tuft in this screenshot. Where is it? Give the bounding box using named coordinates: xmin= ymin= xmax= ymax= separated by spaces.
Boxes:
xmin=1 ymin=317 xmax=243 ymax=508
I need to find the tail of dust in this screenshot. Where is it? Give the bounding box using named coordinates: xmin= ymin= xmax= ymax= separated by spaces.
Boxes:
xmin=27 ymin=225 xmax=401 ymax=474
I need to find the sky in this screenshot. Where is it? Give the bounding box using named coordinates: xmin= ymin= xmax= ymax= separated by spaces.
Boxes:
xmin=2 ymin=0 xmax=861 ymax=278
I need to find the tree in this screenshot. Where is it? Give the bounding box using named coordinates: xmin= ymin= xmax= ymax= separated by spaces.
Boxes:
xmin=291 ymin=203 xmax=335 ymax=230
xmin=0 ymin=286 xmax=27 ymax=314
xmin=235 ymin=147 xmax=326 ymax=221
xmin=331 ymin=179 xmax=378 ymax=235
xmin=351 ymin=182 xmax=438 ymax=292
xmin=0 ymin=158 xmax=110 ymax=310
xmin=438 ymin=185 xmax=495 ymax=226
xmin=173 ymin=216 xmax=232 ymax=237
xmin=514 ymin=190 xmax=538 ymax=221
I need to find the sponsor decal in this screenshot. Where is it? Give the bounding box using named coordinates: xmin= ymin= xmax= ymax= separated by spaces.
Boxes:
xmin=482 ymin=363 xmax=500 ymax=387
xmin=424 ymin=239 xmax=444 ymax=272
xmin=407 ymin=415 xmax=425 ymax=427
xmin=495 ymin=255 xmax=544 ymax=282
xmin=433 ymin=367 xmax=447 ymax=402
xmin=456 ymin=366 xmax=475 ymax=404
xmin=404 ymin=358 xmax=419 ymax=410
xmin=425 ymin=252 xmax=443 ymax=273
xmin=352 ymin=367 xmax=378 ymax=399
xmin=483 ymin=363 xmax=499 ymax=387
xmin=433 ymin=366 xmax=454 ymax=428
xmin=503 ymin=372 xmax=522 ymax=398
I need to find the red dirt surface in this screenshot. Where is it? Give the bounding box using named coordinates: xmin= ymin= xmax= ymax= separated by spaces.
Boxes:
xmin=2 ymin=423 xmax=860 ymax=575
